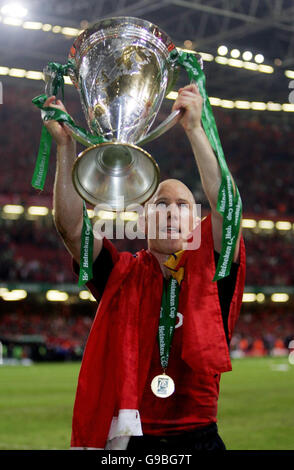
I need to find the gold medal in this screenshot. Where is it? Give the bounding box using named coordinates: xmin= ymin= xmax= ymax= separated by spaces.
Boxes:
xmin=151 ymin=373 xmax=175 ymax=398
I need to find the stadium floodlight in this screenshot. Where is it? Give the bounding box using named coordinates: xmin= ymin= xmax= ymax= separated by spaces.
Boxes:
xmin=22 ymin=21 xmax=42 ymax=30
xmin=52 ymin=25 xmax=62 ymax=33
xmin=46 ymin=290 xmax=69 ymax=301
xmin=267 ymin=102 xmax=282 ymax=111
xmin=61 ymin=27 xmax=80 ymax=37
xmin=25 ymin=71 xmax=43 ymax=80
xmin=87 ymin=209 xmax=94 ymax=218
xmin=282 ymin=103 xmax=294 ymax=112
xmin=256 ymin=293 xmax=265 ymax=303
xmin=242 ymin=218 xmax=257 ymax=228
xmin=3 ymin=204 xmax=24 ymax=214
xmin=242 ymin=51 xmax=253 ymax=61
xmin=79 ymin=291 xmax=91 ymax=300
xmin=209 ymin=97 xmax=221 ymax=106
xmin=97 ymin=210 xmax=116 ymax=220
xmin=258 ymin=220 xmax=274 ymax=229
xmin=271 ymin=293 xmax=289 ymax=303
xmin=119 ymin=212 xmax=138 ymax=221
xmin=230 ymin=49 xmax=240 ymax=58
xmin=1 ymin=289 xmax=27 ymax=301
xmin=235 ymin=101 xmax=251 ymax=109
xmin=3 ymin=16 xmax=22 ymax=25
xmin=199 ymin=52 xmax=214 ymax=62
xmin=243 ymin=62 xmax=258 ymax=71
xmin=227 ymin=58 xmax=243 ymax=68
xmin=251 ymin=101 xmax=267 ymax=110
xmin=258 ymin=64 xmax=273 ymax=74
xmin=1 ymin=2 xmax=27 ymax=17
xmin=27 ymin=206 xmax=49 ymax=216
xmin=0 ymin=66 xmax=9 ymax=75
xmin=217 ymin=45 xmax=228 ymax=56
xmin=221 ymin=99 xmax=235 ymax=109
xmin=285 ymin=70 xmax=294 ymax=79
xmin=79 ymin=291 xmax=96 ymax=301
xmin=242 ymin=293 xmax=256 ymax=302
xmin=9 ymin=68 xmax=26 ymax=77
xmin=215 ymin=56 xmax=228 ymax=65
xmin=276 ymin=221 xmax=292 ymax=230
xmin=42 ymin=23 xmax=52 ymax=31
xmin=254 ymin=54 xmax=264 ymax=63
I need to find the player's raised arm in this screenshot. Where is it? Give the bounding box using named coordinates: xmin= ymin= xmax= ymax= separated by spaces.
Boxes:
xmin=172 ymin=84 xmax=242 ymax=262
xmin=43 ymin=96 xmax=103 ymax=264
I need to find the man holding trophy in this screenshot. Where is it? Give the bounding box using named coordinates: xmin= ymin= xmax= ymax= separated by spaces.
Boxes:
xmin=36 ymin=17 xmax=246 ymax=451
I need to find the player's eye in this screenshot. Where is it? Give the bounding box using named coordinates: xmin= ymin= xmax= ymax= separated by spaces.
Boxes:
xmin=156 ymin=201 xmax=167 ymax=208
xmin=179 ymin=203 xmax=189 ymax=210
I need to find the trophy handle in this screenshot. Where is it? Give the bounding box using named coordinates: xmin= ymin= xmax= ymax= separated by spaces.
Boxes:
xmin=136 ymin=109 xmax=184 ymax=147
xmin=136 ymin=51 xmax=203 ymax=147
xmin=43 ymin=65 xmax=94 ymax=148
xmin=63 ymin=122 xmax=94 ymax=147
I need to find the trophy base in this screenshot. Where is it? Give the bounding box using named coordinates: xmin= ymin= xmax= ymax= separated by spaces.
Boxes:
xmin=72 ymin=142 xmax=160 ymax=210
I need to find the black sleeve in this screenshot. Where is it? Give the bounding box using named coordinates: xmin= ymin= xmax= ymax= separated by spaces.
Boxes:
xmin=214 ymin=250 xmax=239 ymax=346
xmin=91 ymin=245 xmax=114 ymax=295
xmin=73 ymin=245 xmax=114 ymax=301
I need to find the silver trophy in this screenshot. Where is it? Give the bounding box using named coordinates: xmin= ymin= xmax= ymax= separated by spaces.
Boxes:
xmin=48 ymin=17 xmax=202 ymax=209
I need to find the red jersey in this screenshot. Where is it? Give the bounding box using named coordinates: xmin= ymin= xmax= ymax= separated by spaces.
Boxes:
xmin=71 ymin=215 xmax=246 ymax=448
xmin=140 ymin=314 xmax=220 ymax=435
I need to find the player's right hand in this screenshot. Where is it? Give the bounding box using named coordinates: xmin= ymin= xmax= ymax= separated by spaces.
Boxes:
xmin=43 ymin=96 xmax=75 ymax=147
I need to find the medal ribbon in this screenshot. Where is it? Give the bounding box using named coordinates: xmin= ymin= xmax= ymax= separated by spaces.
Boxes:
xmin=78 ymin=201 xmax=94 ymax=286
xmin=158 ymin=277 xmax=180 ymax=371
xmin=172 ymin=49 xmax=242 ymax=280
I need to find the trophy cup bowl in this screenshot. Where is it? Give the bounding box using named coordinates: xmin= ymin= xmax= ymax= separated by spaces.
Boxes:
xmin=67 ymin=16 xmax=180 ymax=210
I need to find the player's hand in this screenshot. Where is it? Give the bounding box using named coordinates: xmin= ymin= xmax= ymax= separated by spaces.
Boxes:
xmin=43 ymin=96 xmax=74 ymax=147
xmin=172 ymin=84 xmax=203 ymax=133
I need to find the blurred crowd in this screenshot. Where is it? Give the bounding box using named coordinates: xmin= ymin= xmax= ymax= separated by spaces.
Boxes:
xmin=1 ymin=85 xmax=293 ymax=362
xmin=1 ymin=216 xmax=294 ymax=286
xmin=0 ymin=303 xmax=293 ymax=361
xmin=244 ymin=230 xmax=294 ymax=286
xmin=0 ymin=218 xmax=75 ymax=283
xmin=0 ymin=302 xmax=94 ymax=361
xmin=231 ymin=307 xmax=294 ymax=358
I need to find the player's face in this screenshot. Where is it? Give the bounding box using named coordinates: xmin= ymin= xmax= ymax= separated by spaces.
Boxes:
xmin=145 ymin=180 xmax=197 ymax=254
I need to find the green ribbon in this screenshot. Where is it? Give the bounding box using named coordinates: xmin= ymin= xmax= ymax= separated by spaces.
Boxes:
xmin=32 ymin=95 xmax=101 ymax=286
xmin=78 ymin=201 xmax=94 ymax=286
xmin=31 ymin=93 xmax=106 ymax=190
xmin=158 ymin=278 xmax=180 ymax=370
xmin=31 ymin=60 xmax=108 ymax=286
xmin=31 ymin=125 xmax=52 ymax=190
xmin=175 ymin=50 xmax=242 ymax=280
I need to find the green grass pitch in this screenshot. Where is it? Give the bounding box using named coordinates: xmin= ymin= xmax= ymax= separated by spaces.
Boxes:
xmin=0 ymin=357 xmax=293 ymax=450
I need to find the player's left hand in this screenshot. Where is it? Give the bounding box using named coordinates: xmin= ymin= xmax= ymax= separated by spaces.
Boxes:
xmin=172 ymin=83 xmax=203 ymax=133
